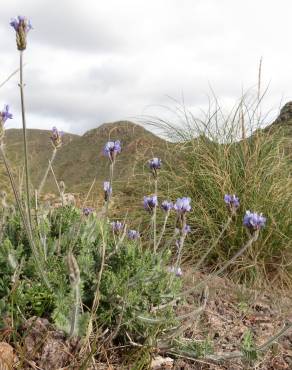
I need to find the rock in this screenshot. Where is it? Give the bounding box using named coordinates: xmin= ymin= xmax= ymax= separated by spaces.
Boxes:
xmin=151 ymin=355 xmax=174 ymax=369
xmin=21 ymin=316 xmax=80 ymax=369
xmin=0 ymin=342 xmax=14 ymax=370
xmin=273 ymin=102 xmax=292 ymax=125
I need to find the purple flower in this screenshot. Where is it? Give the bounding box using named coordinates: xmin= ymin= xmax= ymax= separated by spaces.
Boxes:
xmin=10 ymin=16 xmax=32 ymax=32
xmin=111 ymin=221 xmax=124 ymax=234
xmin=103 ymin=140 xmax=121 ymax=162
xmin=10 ymin=16 xmax=32 ymax=50
xmin=128 ymin=229 xmax=140 ymax=240
xmin=243 ymin=211 xmax=266 ymax=231
xmin=174 ymin=197 xmax=191 ymax=213
xmin=143 ymin=195 xmax=158 ymax=212
xmin=83 ymin=207 xmax=94 ymax=216
xmin=224 ymin=194 xmax=240 ymax=214
xmin=149 ymin=157 xmax=162 ymax=178
xmin=0 ymin=105 xmax=13 ymax=123
xmin=149 ymin=157 xmax=162 ymax=170
xmin=168 ymin=266 xmax=183 ymax=277
xmin=103 ymin=181 xmax=112 ymax=201
xmin=50 ymin=127 xmax=63 ymax=149
xmin=161 ymin=200 xmax=173 ymax=212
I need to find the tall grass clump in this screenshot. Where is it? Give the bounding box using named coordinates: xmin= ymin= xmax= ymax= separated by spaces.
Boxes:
xmin=146 ymin=96 xmax=292 ymax=287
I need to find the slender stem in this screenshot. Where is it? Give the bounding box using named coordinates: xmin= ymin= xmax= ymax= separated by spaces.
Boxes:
xmin=107 ymin=224 xmax=128 ymax=261
xmin=38 ymin=148 xmax=57 ymax=195
xmin=0 ymin=144 xmax=27 ymax=231
xmin=153 ymin=178 xmax=158 ymax=253
xmin=0 ymin=144 xmax=50 ymax=289
xmin=104 ymin=161 xmax=114 ymax=217
xmin=175 ymin=233 xmax=186 ymax=270
xmin=174 ymin=214 xmax=187 ymax=270
xmin=69 ymin=176 xmax=96 ymax=254
xmin=153 ymin=231 xmax=259 ymax=311
xmin=194 ymin=216 xmax=232 ymax=271
xmin=110 ymin=161 xmax=114 ymax=190
xmin=19 ymin=50 xmax=32 ymax=227
xmin=91 ymin=222 xmax=106 ymax=313
xmin=49 ymin=161 xmax=62 ymax=196
xmin=257 ymin=322 xmax=292 ymax=351
xmin=156 ymin=212 xmax=169 ymax=249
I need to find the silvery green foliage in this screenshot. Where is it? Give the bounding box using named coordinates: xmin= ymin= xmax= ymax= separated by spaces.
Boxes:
xmin=0 ymin=205 xmax=181 ymax=342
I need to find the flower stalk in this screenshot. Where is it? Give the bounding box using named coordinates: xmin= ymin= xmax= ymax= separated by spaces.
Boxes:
xmin=156 ymin=206 xmax=171 ymax=249
xmin=37 ymin=147 xmax=57 ymax=195
xmin=67 ymin=252 xmax=81 ymax=338
xmin=153 ymin=178 xmax=158 ymax=252
xmin=0 ymin=143 xmax=50 ymax=289
xmin=19 ymin=50 xmax=32 ymax=227
xmin=194 ymin=216 xmax=232 ymax=271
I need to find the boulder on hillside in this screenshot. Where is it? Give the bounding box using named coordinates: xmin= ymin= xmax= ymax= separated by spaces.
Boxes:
xmin=273 ymin=101 xmax=292 ymax=125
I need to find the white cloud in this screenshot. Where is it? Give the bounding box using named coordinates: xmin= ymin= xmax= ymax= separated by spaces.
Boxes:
xmin=0 ymin=0 xmax=291 ymax=135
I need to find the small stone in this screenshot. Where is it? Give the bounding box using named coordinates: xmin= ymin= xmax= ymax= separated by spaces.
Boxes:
xmin=0 ymin=342 xmax=14 ymax=369
xmin=151 ymin=355 xmax=174 ymax=369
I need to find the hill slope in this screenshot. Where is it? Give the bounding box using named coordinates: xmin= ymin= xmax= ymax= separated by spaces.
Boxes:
xmin=0 ymin=121 xmax=171 ymax=195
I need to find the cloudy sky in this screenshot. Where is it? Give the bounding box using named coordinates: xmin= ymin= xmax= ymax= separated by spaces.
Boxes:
xmin=0 ymin=0 xmax=291 ymax=135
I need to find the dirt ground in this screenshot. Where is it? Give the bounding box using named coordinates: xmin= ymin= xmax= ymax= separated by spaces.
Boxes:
xmin=0 ymin=271 xmax=291 ymax=369
xmin=170 ymin=270 xmax=292 ymax=370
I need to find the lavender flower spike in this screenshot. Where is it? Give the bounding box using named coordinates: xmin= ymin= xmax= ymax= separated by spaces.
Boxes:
xmin=111 ymin=221 xmax=124 ymax=234
xmin=103 ymin=181 xmax=112 ymax=201
xmin=174 ymin=197 xmax=191 ymax=213
xmin=0 ymin=105 xmax=13 ymax=141
xmin=83 ymin=207 xmax=94 ymax=216
xmin=224 ymin=194 xmax=240 ymax=215
xmin=149 ymin=157 xmax=162 ymax=178
xmin=149 ymin=157 xmax=162 ymax=170
xmin=128 ymin=229 xmax=140 ymax=240
xmin=10 ymin=16 xmax=33 ymax=50
xmin=50 ymin=126 xmax=63 ymax=149
xmin=243 ymin=211 xmax=266 ymax=232
xmin=143 ymin=195 xmax=158 ymax=213
xmin=161 ymin=200 xmax=173 ymax=212
xmin=168 ymin=266 xmax=183 ymax=277
xmin=0 ymin=105 xmax=13 ymax=123
xmin=103 ymin=140 xmax=121 ymax=162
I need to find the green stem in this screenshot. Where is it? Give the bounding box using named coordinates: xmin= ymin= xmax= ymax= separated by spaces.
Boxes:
xmin=194 ymin=216 xmax=232 ymax=271
xmin=105 ymin=161 xmax=114 ymax=217
xmin=153 ymin=179 xmax=158 ymax=253
xmin=175 ymin=233 xmax=186 ymax=270
xmin=0 ymin=144 xmax=50 ymax=289
xmin=156 ymin=212 xmax=169 ymax=249
xmin=38 ymin=147 xmax=57 ymax=195
xmin=19 ymin=50 xmax=32 ymax=227
xmin=91 ymin=222 xmax=107 ymax=313
xmin=154 ymin=231 xmax=259 ymax=311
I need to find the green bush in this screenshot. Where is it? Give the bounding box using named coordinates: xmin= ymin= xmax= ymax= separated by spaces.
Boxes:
xmin=0 ymin=206 xmax=182 ymax=344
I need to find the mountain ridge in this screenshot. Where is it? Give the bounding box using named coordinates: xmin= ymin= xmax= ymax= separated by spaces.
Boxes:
xmin=0 ymin=121 xmax=169 ymax=194
xmin=0 ymin=105 xmax=290 ymax=196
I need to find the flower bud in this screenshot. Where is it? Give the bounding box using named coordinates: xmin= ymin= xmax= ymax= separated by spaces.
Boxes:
xmin=10 ymin=16 xmax=32 ymax=50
